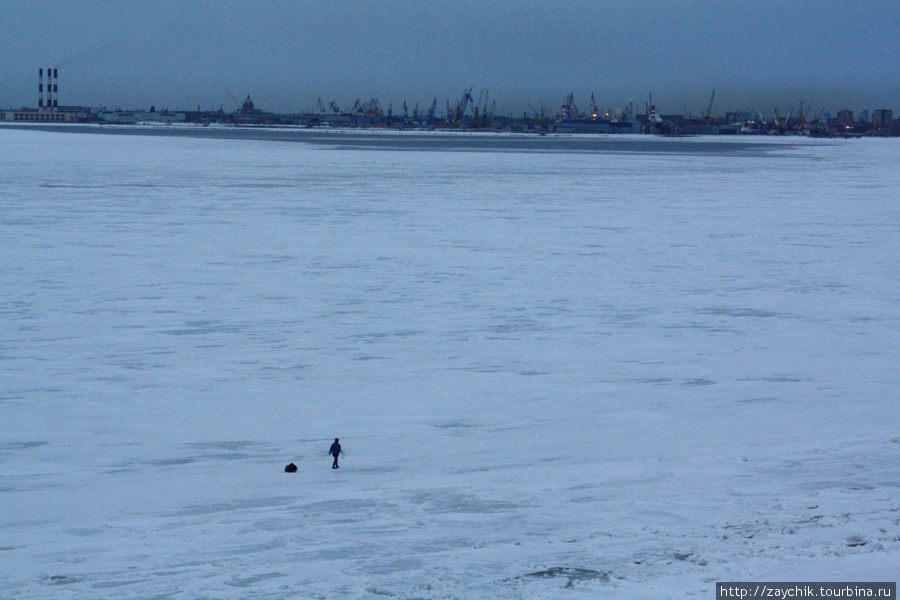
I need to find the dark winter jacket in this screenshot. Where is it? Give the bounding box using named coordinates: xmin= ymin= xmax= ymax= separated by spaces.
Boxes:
xmin=329 ymin=442 xmax=341 ymax=457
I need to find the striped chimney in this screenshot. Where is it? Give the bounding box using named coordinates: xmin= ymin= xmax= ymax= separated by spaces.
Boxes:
xmin=46 ymin=67 xmax=54 ymax=108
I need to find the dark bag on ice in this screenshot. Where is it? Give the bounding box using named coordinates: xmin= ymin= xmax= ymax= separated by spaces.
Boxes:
xmin=284 ymin=463 xmax=298 ymax=473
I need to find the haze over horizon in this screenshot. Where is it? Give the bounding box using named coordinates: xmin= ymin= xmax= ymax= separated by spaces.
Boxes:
xmin=2 ymin=0 xmax=898 ymax=117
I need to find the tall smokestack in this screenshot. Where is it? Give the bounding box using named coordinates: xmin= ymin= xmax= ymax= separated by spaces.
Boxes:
xmin=45 ymin=66 xmax=53 ymax=108
xmin=38 ymin=68 xmax=44 ymax=108
xmin=52 ymin=68 xmax=58 ymax=108
xmin=46 ymin=67 xmax=54 ymax=109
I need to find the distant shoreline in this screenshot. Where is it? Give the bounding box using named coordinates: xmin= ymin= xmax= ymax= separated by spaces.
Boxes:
xmin=0 ymin=122 xmax=809 ymax=155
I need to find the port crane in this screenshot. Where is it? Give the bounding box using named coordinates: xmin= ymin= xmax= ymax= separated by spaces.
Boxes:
xmin=705 ymin=89 xmax=716 ymax=123
xmin=809 ymin=107 xmax=825 ymax=124
xmin=528 ymin=102 xmax=553 ymax=124
xmin=451 ymin=87 xmax=474 ymax=125
xmin=351 ymin=98 xmax=383 ymax=117
xmin=473 ymin=89 xmax=494 ymax=127
xmin=364 ymin=98 xmax=382 ymax=117
xmin=226 ymin=91 xmax=242 ymax=111
xmin=561 ymin=92 xmax=578 ymax=120
xmin=797 ymin=101 xmax=807 ymax=125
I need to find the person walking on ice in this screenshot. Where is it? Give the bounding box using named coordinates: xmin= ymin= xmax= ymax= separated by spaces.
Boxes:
xmin=329 ymin=438 xmax=343 ymax=469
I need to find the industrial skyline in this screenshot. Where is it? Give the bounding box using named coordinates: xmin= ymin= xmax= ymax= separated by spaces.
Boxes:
xmin=2 ymin=0 xmax=898 ymax=117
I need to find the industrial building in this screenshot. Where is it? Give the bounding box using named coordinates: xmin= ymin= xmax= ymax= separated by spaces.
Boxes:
xmin=0 ymin=108 xmax=78 ymax=123
xmin=97 ymin=109 xmax=186 ymax=124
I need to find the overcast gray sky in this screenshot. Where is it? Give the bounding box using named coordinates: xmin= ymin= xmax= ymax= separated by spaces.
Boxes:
xmin=2 ymin=0 xmax=897 ymax=116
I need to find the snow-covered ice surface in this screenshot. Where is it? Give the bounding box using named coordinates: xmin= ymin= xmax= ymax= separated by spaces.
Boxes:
xmin=1 ymin=126 xmax=898 ymax=599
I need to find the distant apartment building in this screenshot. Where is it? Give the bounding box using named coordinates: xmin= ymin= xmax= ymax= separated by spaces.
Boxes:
xmin=873 ymin=109 xmax=894 ymax=130
xmin=836 ymin=109 xmax=854 ymax=126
